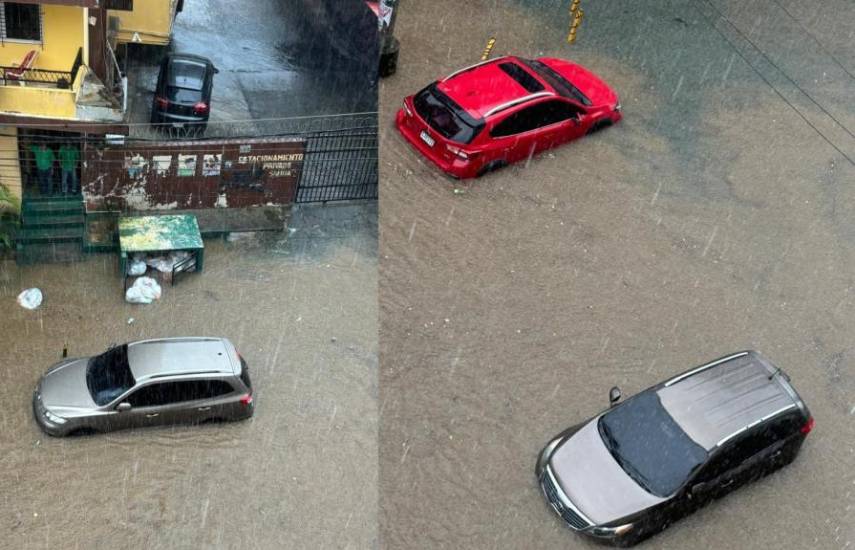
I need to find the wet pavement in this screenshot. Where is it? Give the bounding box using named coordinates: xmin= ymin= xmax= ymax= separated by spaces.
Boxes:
xmin=379 ymin=1 xmax=855 ymax=549
xmin=125 ymin=0 xmax=377 ymax=137
xmin=0 ymin=203 xmax=377 ymax=549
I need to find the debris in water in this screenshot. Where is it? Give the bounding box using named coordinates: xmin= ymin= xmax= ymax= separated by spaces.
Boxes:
xmin=17 ymin=288 xmax=42 ymax=310
xmin=127 ymin=317 xmax=135 ymax=325
xmin=453 ymin=188 xmax=466 ymax=195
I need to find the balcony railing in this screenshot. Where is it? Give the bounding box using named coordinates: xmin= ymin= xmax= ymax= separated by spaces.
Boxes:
xmin=0 ymin=48 xmax=82 ymax=89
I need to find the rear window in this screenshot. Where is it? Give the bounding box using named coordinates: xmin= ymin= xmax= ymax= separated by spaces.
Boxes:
xmin=168 ymin=61 xmax=206 ymax=90
xmin=167 ymin=86 xmax=203 ymax=103
xmin=239 ymin=357 xmax=252 ymax=390
xmin=498 ymin=62 xmax=544 ymax=93
xmin=518 ymin=58 xmax=592 ymax=106
xmin=413 ymin=84 xmax=484 ymax=144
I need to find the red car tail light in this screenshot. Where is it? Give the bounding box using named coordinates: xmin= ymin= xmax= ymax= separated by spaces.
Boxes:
xmin=193 ymin=101 xmax=210 ymax=115
xmin=800 ymin=416 xmax=815 ymax=435
xmin=155 ymin=96 xmax=170 ymax=109
xmin=446 ymin=144 xmax=471 ymax=160
xmin=240 ymin=393 xmax=253 ymax=406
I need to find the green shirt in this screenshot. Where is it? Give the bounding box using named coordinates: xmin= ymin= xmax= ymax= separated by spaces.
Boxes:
xmin=58 ymin=145 xmax=80 ymax=172
xmin=30 ymin=146 xmax=55 ymax=171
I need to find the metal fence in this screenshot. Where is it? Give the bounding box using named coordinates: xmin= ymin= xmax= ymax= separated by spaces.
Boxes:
xmin=296 ymin=125 xmax=378 ymax=203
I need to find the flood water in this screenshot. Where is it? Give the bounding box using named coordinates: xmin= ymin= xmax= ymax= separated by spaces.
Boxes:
xmin=0 ymin=204 xmax=377 ymax=549
xmin=379 ymin=1 xmax=855 ymax=548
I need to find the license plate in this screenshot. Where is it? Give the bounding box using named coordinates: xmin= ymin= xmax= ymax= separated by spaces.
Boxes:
xmin=171 ymin=122 xmax=185 ymax=129
xmin=419 ymin=130 xmax=435 ymax=147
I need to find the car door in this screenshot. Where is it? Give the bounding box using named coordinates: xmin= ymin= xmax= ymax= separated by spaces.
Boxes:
xmin=534 ymin=99 xmax=588 ymax=150
xmin=489 ymin=105 xmax=544 ymax=163
xmin=171 ymin=379 xmax=236 ymax=424
xmin=122 ymin=381 xmax=184 ymax=429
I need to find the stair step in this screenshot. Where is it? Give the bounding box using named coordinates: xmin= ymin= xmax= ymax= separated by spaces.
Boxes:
xmin=16 ymin=242 xmax=86 ymax=265
xmin=22 ymin=214 xmax=85 ymax=228
xmin=24 ymin=194 xmax=83 ymax=203
xmin=22 ymin=201 xmax=84 ymax=217
xmin=16 ymin=226 xmax=83 ymax=243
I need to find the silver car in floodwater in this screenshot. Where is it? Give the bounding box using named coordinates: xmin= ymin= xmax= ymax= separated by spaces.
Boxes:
xmin=33 ymin=337 xmax=254 ymax=436
xmin=536 ymin=351 xmax=813 ymax=547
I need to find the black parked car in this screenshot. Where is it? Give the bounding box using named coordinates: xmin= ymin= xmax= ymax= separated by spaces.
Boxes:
xmin=535 ymin=351 xmax=814 ymax=547
xmin=151 ymin=53 xmax=218 ymax=132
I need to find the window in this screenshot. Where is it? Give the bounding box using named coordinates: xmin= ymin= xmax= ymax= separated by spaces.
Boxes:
xmin=86 ymin=345 xmax=136 ymax=406
xmin=413 ymin=84 xmax=484 ymax=144
xmin=598 ymin=391 xmax=708 ymax=497
xmin=518 ymin=58 xmax=592 ymax=106
xmin=126 ymin=380 xmax=234 ymax=408
xmin=239 ymin=357 xmax=252 ymax=390
xmin=498 ymin=62 xmax=544 ymax=93
xmin=491 ymin=101 xmax=581 ymax=138
xmin=1 ymin=3 xmax=42 ymax=42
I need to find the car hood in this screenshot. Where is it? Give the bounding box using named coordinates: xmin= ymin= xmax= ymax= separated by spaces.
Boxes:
xmin=38 ymin=358 xmax=97 ymax=410
xmin=548 ymin=419 xmax=665 ymax=525
xmin=539 ymin=58 xmax=618 ymax=107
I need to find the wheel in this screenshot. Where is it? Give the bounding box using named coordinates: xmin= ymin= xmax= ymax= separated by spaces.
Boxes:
xmin=586 ymin=118 xmax=614 ymax=135
xmin=476 ymin=160 xmax=507 ymax=178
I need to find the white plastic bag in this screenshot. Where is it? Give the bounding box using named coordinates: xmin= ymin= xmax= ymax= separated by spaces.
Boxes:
xmin=125 ymin=277 xmax=162 ymax=304
xmin=17 ymin=288 xmax=43 ymax=310
xmin=127 ymin=260 xmax=147 ymax=276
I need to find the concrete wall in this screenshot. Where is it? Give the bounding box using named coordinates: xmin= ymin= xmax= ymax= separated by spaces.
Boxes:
xmin=0 ymin=5 xmax=84 ymax=71
xmin=0 ymin=126 xmax=22 ymax=205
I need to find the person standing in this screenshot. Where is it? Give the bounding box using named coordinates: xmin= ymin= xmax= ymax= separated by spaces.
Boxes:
xmin=58 ymin=142 xmax=80 ymax=195
xmin=30 ymin=142 xmax=56 ymax=196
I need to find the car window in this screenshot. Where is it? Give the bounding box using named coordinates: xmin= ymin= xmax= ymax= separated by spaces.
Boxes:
xmin=694 ymin=447 xmax=736 ymax=484
xmin=498 ymin=62 xmax=545 ymax=93
xmin=167 ymin=61 xmax=207 ymax=90
xmin=86 ymin=345 xmax=135 ymax=406
xmin=518 ymin=58 xmax=593 ymax=106
xmin=598 ymin=391 xmax=708 ymax=497
xmin=239 ymin=357 xmax=252 ymax=390
xmin=166 ymin=86 xmax=203 ymax=103
xmin=413 ymin=84 xmax=484 ymax=144
xmin=127 ymin=382 xmax=183 ymax=407
xmin=491 ymin=101 xmax=579 ymax=137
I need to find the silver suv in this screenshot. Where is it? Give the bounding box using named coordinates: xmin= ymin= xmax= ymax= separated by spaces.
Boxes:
xmin=33 ymin=337 xmax=255 ymax=436
xmin=536 ymin=351 xmax=812 ymax=547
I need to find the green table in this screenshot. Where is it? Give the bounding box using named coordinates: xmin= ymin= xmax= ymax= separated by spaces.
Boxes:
xmin=118 ymin=214 xmax=204 ymax=276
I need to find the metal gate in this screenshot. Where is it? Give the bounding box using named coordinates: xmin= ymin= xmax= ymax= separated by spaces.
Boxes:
xmin=296 ymin=126 xmax=378 ymax=203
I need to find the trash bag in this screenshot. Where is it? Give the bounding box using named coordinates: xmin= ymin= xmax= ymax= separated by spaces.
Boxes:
xmin=127 ymin=260 xmax=147 ymax=276
xmin=17 ymin=288 xmax=43 ymax=310
xmin=125 ymin=277 xmax=162 ymax=304
xmin=146 ymin=255 xmax=175 ymax=273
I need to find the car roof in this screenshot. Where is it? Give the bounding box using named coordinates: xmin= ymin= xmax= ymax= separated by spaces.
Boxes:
xmin=656 ymin=351 xmax=800 ymax=451
xmin=168 ymin=52 xmax=212 ymax=65
xmin=127 ymin=337 xmax=236 ymax=381
xmin=437 ymin=56 xmax=555 ymax=119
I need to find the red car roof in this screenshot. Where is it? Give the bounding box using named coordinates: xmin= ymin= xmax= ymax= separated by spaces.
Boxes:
xmin=436 ymin=57 xmax=553 ymax=119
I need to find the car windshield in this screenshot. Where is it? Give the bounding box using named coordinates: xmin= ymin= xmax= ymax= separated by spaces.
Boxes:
xmin=518 ymin=58 xmax=592 ymax=106
xmin=598 ymin=391 xmax=708 ymax=497
xmin=86 ymin=345 xmax=135 ymax=406
xmin=413 ymin=84 xmax=483 ymax=144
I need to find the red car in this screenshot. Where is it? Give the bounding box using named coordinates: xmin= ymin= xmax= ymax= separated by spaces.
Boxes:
xmin=396 ymin=56 xmax=622 ymax=179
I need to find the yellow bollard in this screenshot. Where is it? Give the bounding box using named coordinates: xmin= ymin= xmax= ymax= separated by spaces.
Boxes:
xmin=481 ymin=37 xmax=496 ymax=61
xmin=567 ymin=1 xmax=583 ymax=44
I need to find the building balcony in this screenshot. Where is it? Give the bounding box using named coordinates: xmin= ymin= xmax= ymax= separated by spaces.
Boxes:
xmin=0 ymin=48 xmax=126 ymax=124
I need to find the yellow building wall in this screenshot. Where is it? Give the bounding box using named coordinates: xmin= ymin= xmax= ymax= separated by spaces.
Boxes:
xmin=0 ymin=5 xmax=85 ymax=72
xmin=0 ymin=127 xmax=22 ymax=203
xmin=112 ymin=0 xmax=177 ymax=46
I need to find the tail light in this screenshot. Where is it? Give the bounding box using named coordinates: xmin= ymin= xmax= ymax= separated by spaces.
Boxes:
xmin=155 ymin=96 xmax=170 ymax=109
xmin=446 ymin=144 xmax=471 ymax=160
xmin=193 ymin=101 xmax=210 ymax=115
xmin=240 ymin=393 xmax=253 ymax=406
xmin=800 ymin=416 xmax=815 ymax=435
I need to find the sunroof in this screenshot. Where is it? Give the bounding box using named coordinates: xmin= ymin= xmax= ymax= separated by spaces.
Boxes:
xmin=498 ymin=62 xmax=544 ymax=93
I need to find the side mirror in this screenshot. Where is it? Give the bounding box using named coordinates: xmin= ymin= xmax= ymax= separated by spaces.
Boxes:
xmin=116 ymin=402 xmax=132 ymax=412
xmin=608 ymin=386 xmax=622 ymax=407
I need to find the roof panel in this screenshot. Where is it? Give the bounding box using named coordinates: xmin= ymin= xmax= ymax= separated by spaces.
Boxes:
xmin=658 ymin=352 xmax=797 ymax=450
xmin=127 ymin=338 xmax=233 ymax=380
xmin=437 ymin=58 xmax=547 ymax=119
